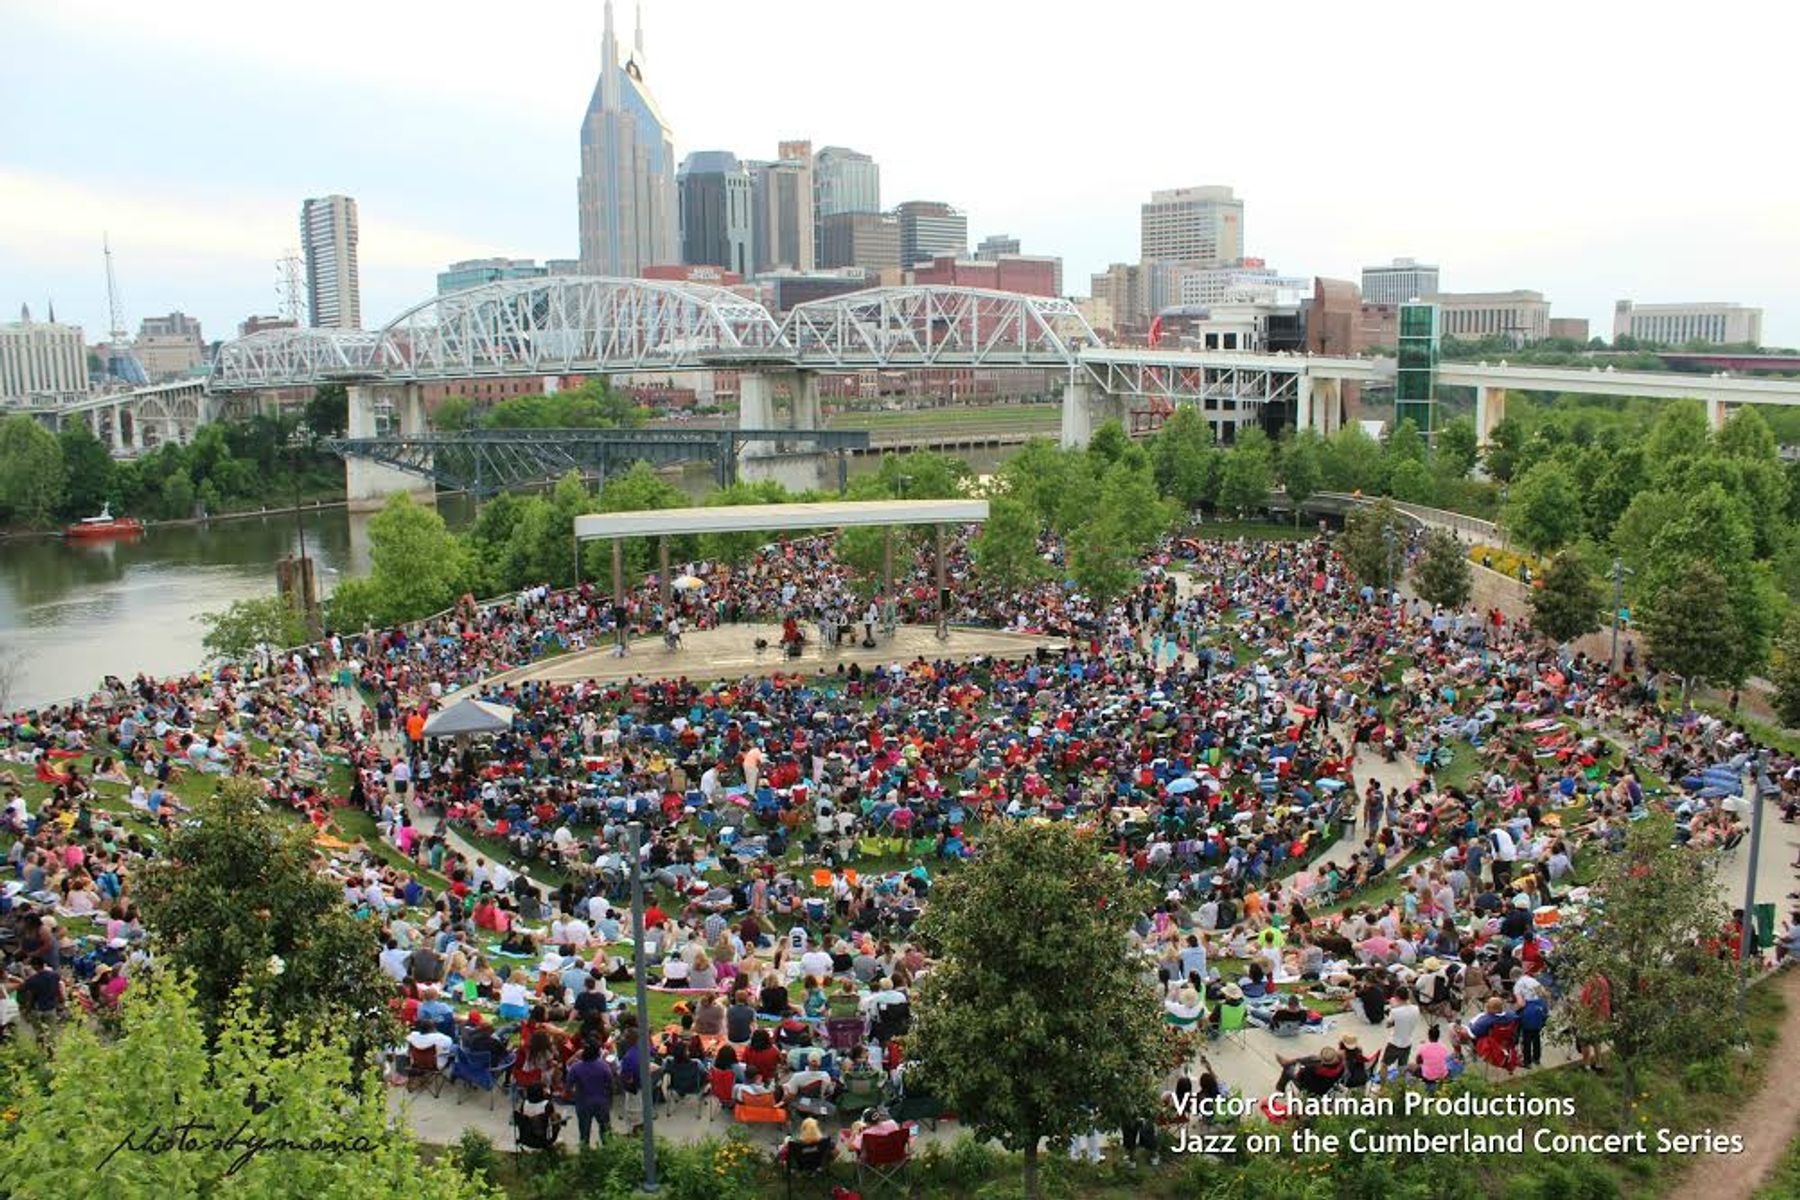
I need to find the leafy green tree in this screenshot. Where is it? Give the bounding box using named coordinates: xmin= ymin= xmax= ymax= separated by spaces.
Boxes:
xmin=1000 ymin=439 xmax=1100 ymax=535
xmin=1641 ymin=559 xmax=1757 ymax=695
xmin=0 ymin=414 xmax=65 ymax=524
xmin=1434 ymin=416 xmax=1479 ymax=479
xmin=1553 ymin=816 xmax=1739 ymax=1131
xmin=429 ymin=394 xmax=474 ymax=433
xmin=1215 ymin=428 xmax=1272 ymax=515
xmin=136 ymin=778 xmax=392 ymax=1047
xmin=1716 ymin=406 xmax=1778 ymax=462
xmin=487 ymin=379 xmax=645 ymax=429
xmin=1643 ymin=399 xmax=1711 ymax=487
xmin=57 ymin=422 xmax=115 ymax=518
xmin=362 ymin=493 xmax=471 ymax=623
xmin=1504 ymin=461 xmax=1584 ymax=555
xmin=304 ymin=382 xmax=349 ymax=439
xmin=596 ymin=461 xmax=691 ymax=578
xmin=1100 ymin=456 xmax=1174 ymax=552
xmin=1638 ymin=483 xmax=1778 ymax=682
xmin=0 ymin=972 xmax=494 ymax=1199
xmin=910 ymin=822 xmax=1163 ymax=1200
xmin=1068 ymin=509 xmax=1140 ymax=606
xmin=697 ymin=479 xmax=798 ymax=565
xmin=971 ymin=494 xmax=1047 ymax=593
xmin=1771 ymin=612 xmax=1800 ymax=729
xmin=1320 ymin=424 xmax=1386 ymax=494
xmin=1147 ymin=407 xmax=1218 ymax=509
xmin=1387 ymin=457 xmax=1437 ymax=505
xmin=160 ymin=466 xmax=198 ymax=520
xmin=869 ymin=449 xmax=971 ymax=500
xmin=198 ymin=595 xmax=310 ymax=661
xmin=1482 ymin=414 xmax=1528 ymax=482
xmin=1385 ymin=417 xmax=1426 ymax=464
xmin=1529 ymin=552 xmax=1604 ymax=645
xmin=1280 ymin=429 xmax=1323 ymax=525
xmin=1411 ymin=529 xmax=1473 ymax=610
xmin=1086 ymin=419 xmax=1130 ymax=468
xmin=1337 ymin=499 xmax=1407 ymax=589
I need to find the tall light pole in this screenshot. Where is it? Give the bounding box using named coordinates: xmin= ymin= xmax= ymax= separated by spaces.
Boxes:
xmin=1739 ymin=758 xmax=1767 ymax=1020
xmin=626 ymin=823 xmax=658 ymax=1192
xmin=1382 ymin=525 xmax=1399 ymax=603
xmin=1608 ymin=557 xmax=1634 ymax=675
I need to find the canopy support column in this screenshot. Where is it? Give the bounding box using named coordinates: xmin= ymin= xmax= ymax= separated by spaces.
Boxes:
xmin=935 ymin=523 xmax=949 ymax=640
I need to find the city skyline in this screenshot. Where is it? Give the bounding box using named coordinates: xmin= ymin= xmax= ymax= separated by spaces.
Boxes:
xmin=2 ymin=0 xmax=1795 ymax=345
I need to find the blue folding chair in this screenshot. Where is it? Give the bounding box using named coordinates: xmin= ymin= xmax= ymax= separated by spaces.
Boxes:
xmin=449 ymin=1049 xmax=516 ymax=1109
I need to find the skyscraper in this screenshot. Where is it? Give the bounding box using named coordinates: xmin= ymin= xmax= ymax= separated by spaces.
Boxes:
xmin=578 ymin=1 xmax=678 ymax=276
xmin=1361 ymin=258 xmax=1440 ymax=307
xmin=300 ymin=195 xmax=361 ymax=330
xmin=974 ymin=234 xmax=1021 ymax=260
xmin=813 ymin=145 xmax=879 ymax=263
xmin=678 ymin=151 xmax=754 ymax=276
xmin=1139 ymin=186 xmax=1242 ymax=268
xmin=751 ymin=142 xmax=815 ymax=273
xmin=894 ymin=201 xmax=967 ymax=267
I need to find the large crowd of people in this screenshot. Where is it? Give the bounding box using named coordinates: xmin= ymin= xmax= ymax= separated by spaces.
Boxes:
xmin=3 ymin=519 xmax=1795 ymax=1163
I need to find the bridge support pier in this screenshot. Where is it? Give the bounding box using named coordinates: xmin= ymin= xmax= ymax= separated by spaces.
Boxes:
xmin=1707 ymin=396 xmax=1729 ymax=432
xmin=110 ymin=402 xmax=126 ymax=454
xmin=1294 ymin=375 xmax=1343 ymax=436
xmin=1060 ymin=379 xmax=1093 ymax=447
xmin=1475 ymin=386 xmax=1508 ymax=447
xmin=346 ymin=382 xmax=435 ymax=513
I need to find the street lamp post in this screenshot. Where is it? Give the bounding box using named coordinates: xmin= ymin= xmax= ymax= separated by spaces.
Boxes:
xmin=1382 ymin=525 xmax=1399 ymax=603
xmin=626 ymin=823 xmax=659 ymax=1192
xmin=1608 ymin=557 xmax=1634 ymax=675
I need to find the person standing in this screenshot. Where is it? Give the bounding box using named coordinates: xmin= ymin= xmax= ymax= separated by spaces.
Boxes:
xmin=565 ymin=1039 xmax=615 ymax=1148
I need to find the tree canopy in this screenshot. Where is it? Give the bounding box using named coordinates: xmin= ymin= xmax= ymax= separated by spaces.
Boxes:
xmin=909 ymin=822 xmax=1164 ymax=1199
xmin=1411 ymin=529 xmax=1473 ymax=610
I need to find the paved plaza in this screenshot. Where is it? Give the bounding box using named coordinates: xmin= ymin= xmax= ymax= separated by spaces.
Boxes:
xmin=484 ymin=622 xmax=1067 ymax=690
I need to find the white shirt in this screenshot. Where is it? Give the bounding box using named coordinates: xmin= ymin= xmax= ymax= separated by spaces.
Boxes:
xmin=1389 ymin=1002 xmax=1421 ymax=1048
xmin=800 ymin=949 xmax=834 ymax=980
xmin=500 ymin=982 xmax=528 ymax=1009
xmin=379 ymin=947 xmax=411 ymax=982
xmin=407 ymin=1028 xmax=455 ymax=1068
xmin=1514 ymin=974 xmax=1544 ymax=1005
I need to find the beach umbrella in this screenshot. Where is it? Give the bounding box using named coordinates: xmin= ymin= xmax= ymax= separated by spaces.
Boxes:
xmin=673 ymin=574 xmax=705 ymax=591
xmin=1167 ymin=776 xmax=1201 ymax=795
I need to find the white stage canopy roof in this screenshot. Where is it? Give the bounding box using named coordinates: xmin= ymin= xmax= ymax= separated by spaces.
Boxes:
xmin=574 ymin=498 xmax=989 ymax=541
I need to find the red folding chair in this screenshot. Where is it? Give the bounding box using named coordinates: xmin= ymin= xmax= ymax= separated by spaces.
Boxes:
xmin=857 ymin=1126 xmax=912 ymax=1194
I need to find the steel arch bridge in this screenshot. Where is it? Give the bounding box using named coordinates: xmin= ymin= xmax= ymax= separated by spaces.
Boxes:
xmin=205 ymin=279 xmax=1100 ymax=390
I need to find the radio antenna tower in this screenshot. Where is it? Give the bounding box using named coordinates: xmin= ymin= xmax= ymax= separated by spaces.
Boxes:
xmin=277 ymin=250 xmax=306 ymax=324
xmin=103 ymin=232 xmax=129 ymax=343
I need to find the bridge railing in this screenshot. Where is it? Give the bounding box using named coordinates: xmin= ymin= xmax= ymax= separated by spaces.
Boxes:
xmin=1311 ymin=491 xmax=1502 ymax=545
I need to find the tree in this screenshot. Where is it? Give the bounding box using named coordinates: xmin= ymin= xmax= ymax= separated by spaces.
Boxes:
xmin=1099 ymin=457 xmax=1173 ymax=553
xmin=303 ymin=383 xmax=349 ymax=439
xmin=1000 ymin=439 xmax=1100 ymax=535
xmin=1411 ymin=529 xmax=1473 ymax=610
xmin=1385 ymin=417 xmax=1426 ymax=465
xmin=1215 ymin=429 xmax=1272 ymax=515
xmin=1067 ymin=508 xmax=1141 ymax=607
xmin=1434 ymin=416 xmax=1479 ymax=479
xmin=1529 ymin=552 xmax=1604 ymax=646
xmin=1772 ymin=612 xmax=1800 ymax=729
xmin=0 ymin=972 xmax=494 ymax=1199
xmin=135 ymin=778 xmax=392 ymax=1048
xmin=160 ymin=466 xmax=198 ymax=520
xmin=909 ymin=822 xmax=1163 ymax=1200
xmin=429 ymin=394 xmax=473 ymax=433
xmin=1280 ymin=430 xmax=1323 ymax=526
xmin=361 ymin=493 xmax=471 ymax=624
xmin=1643 ymin=399 xmax=1711 ymax=487
xmin=1086 ymin=419 xmax=1130 ymax=468
xmin=57 ymin=423 xmax=115 ymax=518
xmin=1503 ymin=461 xmax=1584 ymax=555
xmin=1386 ymin=457 xmax=1437 ymax=505
xmin=1641 ymin=560 xmax=1751 ymax=696
xmin=1639 ymin=483 xmax=1779 ymax=682
xmin=1148 ymin=407 xmax=1218 ymax=510
xmin=0 ymin=414 xmax=65 ymax=525
xmin=1320 ymin=424 xmax=1386 ymax=494
xmin=971 ymin=494 xmax=1047 ymax=593
xmin=1337 ymin=499 xmax=1407 ymax=589
xmin=198 ymin=595 xmax=310 ymax=661
xmin=1553 ymin=817 xmax=1739 ymax=1131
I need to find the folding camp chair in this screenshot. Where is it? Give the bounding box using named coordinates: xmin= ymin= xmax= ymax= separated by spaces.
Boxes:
xmin=857 ymin=1126 xmax=913 ymax=1195
xmin=403 ymin=1043 xmax=447 ymax=1098
xmin=511 ymin=1098 xmax=566 ymax=1159
xmin=1474 ymin=1023 xmax=1520 ymax=1078
xmin=449 ymin=1049 xmax=515 ymax=1109
xmin=1212 ymin=1001 xmax=1250 ymax=1050
xmin=782 ymin=1136 xmax=835 ymax=1199
xmin=734 ymin=1091 xmax=790 ymax=1139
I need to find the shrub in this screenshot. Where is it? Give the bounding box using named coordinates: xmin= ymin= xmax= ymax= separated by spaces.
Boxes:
xmin=451 ymin=1130 xmax=500 ymax=1185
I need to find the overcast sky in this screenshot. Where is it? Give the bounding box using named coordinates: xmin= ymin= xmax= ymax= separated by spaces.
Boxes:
xmin=4 ymin=0 xmax=1796 ymax=345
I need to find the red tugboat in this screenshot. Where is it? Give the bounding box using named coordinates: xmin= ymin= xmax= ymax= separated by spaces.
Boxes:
xmin=63 ymin=504 xmax=145 ymax=540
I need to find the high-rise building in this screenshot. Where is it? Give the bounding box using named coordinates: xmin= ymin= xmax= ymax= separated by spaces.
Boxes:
xmin=1139 ymin=186 xmax=1243 ymax=267
xmin=1 ymin=305 xmax=89 ymax=405
xmin=1612 ymin=300 xmax=1762 ymax=347
xmin=813 ymin=146 xmax=880 ymax=266
xmin=1422 ymin=290 xmax=1550 ymax=346
xmin=751 ymin=142 xmax=815 ymax=273
xmin=1090 ymin=263 xmax=1147 ymax=331
xmin=1361 ymin=257 xmax=1440 ymax=307
xmin=813 ymin=146 xmax=880 ymax=217
xmin=577 ymin=0 xmax=678 ymax=276
xmin=134 ymin=310 xmax=206 ymax=380
xmin=894 ymin=201 xmax=967 ymax=268
xmin=677 ymin=151 xmax=754 ymax=276
xmin=300 ymin=194 xmax=361 ymax=329
xmin=974 ymin=234 xmax=1020 ymax=260
xmin=818 ymin=211 xmax=901 ymax=275
xmin=436 ymin=258 xmax=550 ymax=294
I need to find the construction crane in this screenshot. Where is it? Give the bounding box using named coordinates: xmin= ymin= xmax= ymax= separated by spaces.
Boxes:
xmin=100 ymin=234 xmax=147 ymax=385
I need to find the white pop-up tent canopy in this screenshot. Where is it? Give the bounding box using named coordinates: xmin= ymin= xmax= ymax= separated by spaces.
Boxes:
xmin=420 ymin=696 xmax=515 ymax=738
